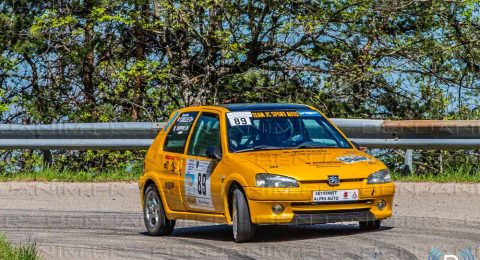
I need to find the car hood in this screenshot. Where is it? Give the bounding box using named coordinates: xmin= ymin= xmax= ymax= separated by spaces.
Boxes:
xmin=232 ymin=149 xmax=386 ymax=181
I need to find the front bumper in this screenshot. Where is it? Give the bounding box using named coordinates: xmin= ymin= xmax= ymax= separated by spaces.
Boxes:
xmin=244 ymin=182 xmax=395 ymax=225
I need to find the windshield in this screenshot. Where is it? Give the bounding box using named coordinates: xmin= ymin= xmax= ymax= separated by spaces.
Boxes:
xmin=226 ymin=110 xmax=352 ymax=152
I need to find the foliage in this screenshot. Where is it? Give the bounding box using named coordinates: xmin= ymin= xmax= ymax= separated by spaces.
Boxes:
xmin=1 ymin=0 xmax=480 ymax=174
xmin=0 ymin=166 xmax=142 ymax=182
xmin=0 ymin=235 xmax=39 ymax=260
xmin=0 ymin=149 xmax=143 ymax=175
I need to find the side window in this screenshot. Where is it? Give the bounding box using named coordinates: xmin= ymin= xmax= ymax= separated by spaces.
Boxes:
xmin=163 ymin=110 xmax=179 ymax=132
xmin=187 ymin=113 xmax=221 ymax=157
xmin=164 ymin=112 xmax=198 ymax=153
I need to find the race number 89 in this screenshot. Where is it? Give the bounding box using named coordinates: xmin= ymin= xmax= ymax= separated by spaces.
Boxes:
xmin=233 ymin=117 xmax=248 ymax=125
xmin=197 ymin=173 xmax=206 ymax=195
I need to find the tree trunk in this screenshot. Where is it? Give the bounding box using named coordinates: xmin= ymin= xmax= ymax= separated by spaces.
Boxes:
xmin=130 ymin=3 xmax=149 ymax=121
xmin=24 ymin=54 xmax=46 ymax=121
xmin=82 ymin=0 xmax=96 ymax=111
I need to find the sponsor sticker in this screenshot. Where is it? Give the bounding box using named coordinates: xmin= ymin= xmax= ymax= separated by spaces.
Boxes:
xmin=177 ymin=113 xmax=195 ymax=123
xmin=298 ymin=110 xmax=321 ymax=117
xmin=251 ymin=111 xmax=299 ymax=118
xmin=173 ymin=125 xmax=190 ymax=131
xmin=164 ymin=155 xmax=179 ymax=173
xmin=313 ymin=189 xmax=359 ymax=202
xmin=337 ymin=155 xmax=371 ymax=164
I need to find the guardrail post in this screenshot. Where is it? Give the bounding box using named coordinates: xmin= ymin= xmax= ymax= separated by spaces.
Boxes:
xmin=404 ymin=149 xmax=413 ymax=174
xmin=439 ymin=151 xmax=443 ymax=174
xmin=42 ymin=150 xmax=52 ymax=167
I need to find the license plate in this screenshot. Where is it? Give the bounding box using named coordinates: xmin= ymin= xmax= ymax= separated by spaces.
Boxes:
xmin=312 ymin=190 xmax=359 ymax=202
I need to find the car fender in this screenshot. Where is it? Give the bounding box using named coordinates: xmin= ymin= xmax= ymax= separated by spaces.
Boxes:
xmin=140 ymin=171 xmax=172 ymax=214
xmin=222 ymin=172 xmax=250 ymax=223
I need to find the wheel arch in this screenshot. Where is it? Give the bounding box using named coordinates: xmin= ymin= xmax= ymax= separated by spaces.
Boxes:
xmin=143 ymin=179 xmax=156 ymax=194
xmin=141 ymin=174 xmax=168 ymax=211
xmin=227 ymin=181 xmax=244 ymax=218
xmin=223 ymin=175 xmax=249 ymax=224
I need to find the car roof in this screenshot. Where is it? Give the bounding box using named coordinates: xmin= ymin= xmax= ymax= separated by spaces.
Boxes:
xmin=219 ymin=103 xmax=310 ymax=112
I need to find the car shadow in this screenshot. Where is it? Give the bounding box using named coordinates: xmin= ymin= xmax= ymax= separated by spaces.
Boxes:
xmin=141 ymin=223 xmax=393 ymax=242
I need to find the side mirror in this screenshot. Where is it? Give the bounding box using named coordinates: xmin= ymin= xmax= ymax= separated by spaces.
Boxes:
xmin=205 ymin=146 xmax=222 ymax=160
xmin=351 ymin=141 xmax=367 ymax=152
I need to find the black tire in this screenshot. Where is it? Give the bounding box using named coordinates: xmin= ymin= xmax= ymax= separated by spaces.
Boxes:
xmin=143 ymin=184 xmax=175 ymax=236
xmin=231 ymin=188 xmax=256 ymax=242
xmin=359 ymin=220 xmax=381 ymax=231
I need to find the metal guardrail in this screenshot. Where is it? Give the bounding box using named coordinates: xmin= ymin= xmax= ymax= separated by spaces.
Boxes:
xmin=0 ymin=122 xmax=165 ymax=139
xmin=333 ymin=119 xmax=480 ymax=149
xmin=0 ymin=139 xmax=155 ymax=150
xmin=0 ymin=119 xmax=479 ymax=150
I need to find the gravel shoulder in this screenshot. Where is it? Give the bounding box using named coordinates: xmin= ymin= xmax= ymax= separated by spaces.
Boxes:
xmin=0 ymin=181 xmax=479 ymax=259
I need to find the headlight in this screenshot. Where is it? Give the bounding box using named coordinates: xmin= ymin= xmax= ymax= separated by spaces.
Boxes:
xmin=367 ymin=169 xmax=391 ymax=184
xmin=256 ymin=174 xmax=299 ymax=188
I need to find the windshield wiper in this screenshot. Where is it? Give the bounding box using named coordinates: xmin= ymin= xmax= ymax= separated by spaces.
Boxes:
xmin=234 ymin=144 xmax=332 ymax=153
xmin=235 ymin=145 xmax=289 ymax=153
xmin=295 ymin=143 xmax=331 ymax=149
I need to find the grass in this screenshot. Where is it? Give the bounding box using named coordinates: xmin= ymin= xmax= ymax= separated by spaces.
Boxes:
xmin=0 ymin=168 xmax=142 ymax=182
xmin=0 ymin=235 xmax=39 ymax=260
xmin=392 ymin=168 xmax=480 ymax=183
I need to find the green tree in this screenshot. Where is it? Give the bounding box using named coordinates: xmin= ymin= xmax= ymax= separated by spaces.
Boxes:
xmin=1 ymin=0 xmax=480 ymax=173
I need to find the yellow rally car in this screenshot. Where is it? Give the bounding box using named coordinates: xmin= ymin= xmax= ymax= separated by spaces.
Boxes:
xmin=139 ymin=103 xmax=395 ymax=242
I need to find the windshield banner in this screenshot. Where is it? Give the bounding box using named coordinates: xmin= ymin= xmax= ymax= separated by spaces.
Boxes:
xmin=251 ymin=111 xmax=300 ymax=118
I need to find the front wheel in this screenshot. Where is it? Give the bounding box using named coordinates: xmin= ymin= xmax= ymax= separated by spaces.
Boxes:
xmin=144 ymin=184 xmax=175 ymax=236
xmin=232 ymin=188 xmax=256 ymax=242
xmin=359 ymin=220 xmax=381 ymax=231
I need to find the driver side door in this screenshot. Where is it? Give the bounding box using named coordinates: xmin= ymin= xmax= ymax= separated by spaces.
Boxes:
xmin=181 ymin=111 xmax=225 ymax=213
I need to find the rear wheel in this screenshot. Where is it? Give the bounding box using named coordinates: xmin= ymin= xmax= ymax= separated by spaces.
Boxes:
xmin=359 ymin=220 xmax=381 ymax=231
xmin=144 ymin=184 xmax=175 ymax=236
xmin=232 ymin=188 xmax=256 ymax=242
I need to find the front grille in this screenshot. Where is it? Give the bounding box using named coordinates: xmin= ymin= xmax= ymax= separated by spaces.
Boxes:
xmin=299 ymin=178 xmax=365 ymax=184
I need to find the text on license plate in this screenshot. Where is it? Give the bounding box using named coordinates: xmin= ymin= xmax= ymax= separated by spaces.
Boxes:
xmin=313 ymin=189 xmax=359 ymax=202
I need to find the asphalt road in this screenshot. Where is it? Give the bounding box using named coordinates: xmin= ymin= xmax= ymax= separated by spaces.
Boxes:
xmin=0 ymin=182 xmax=479 ymax=259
